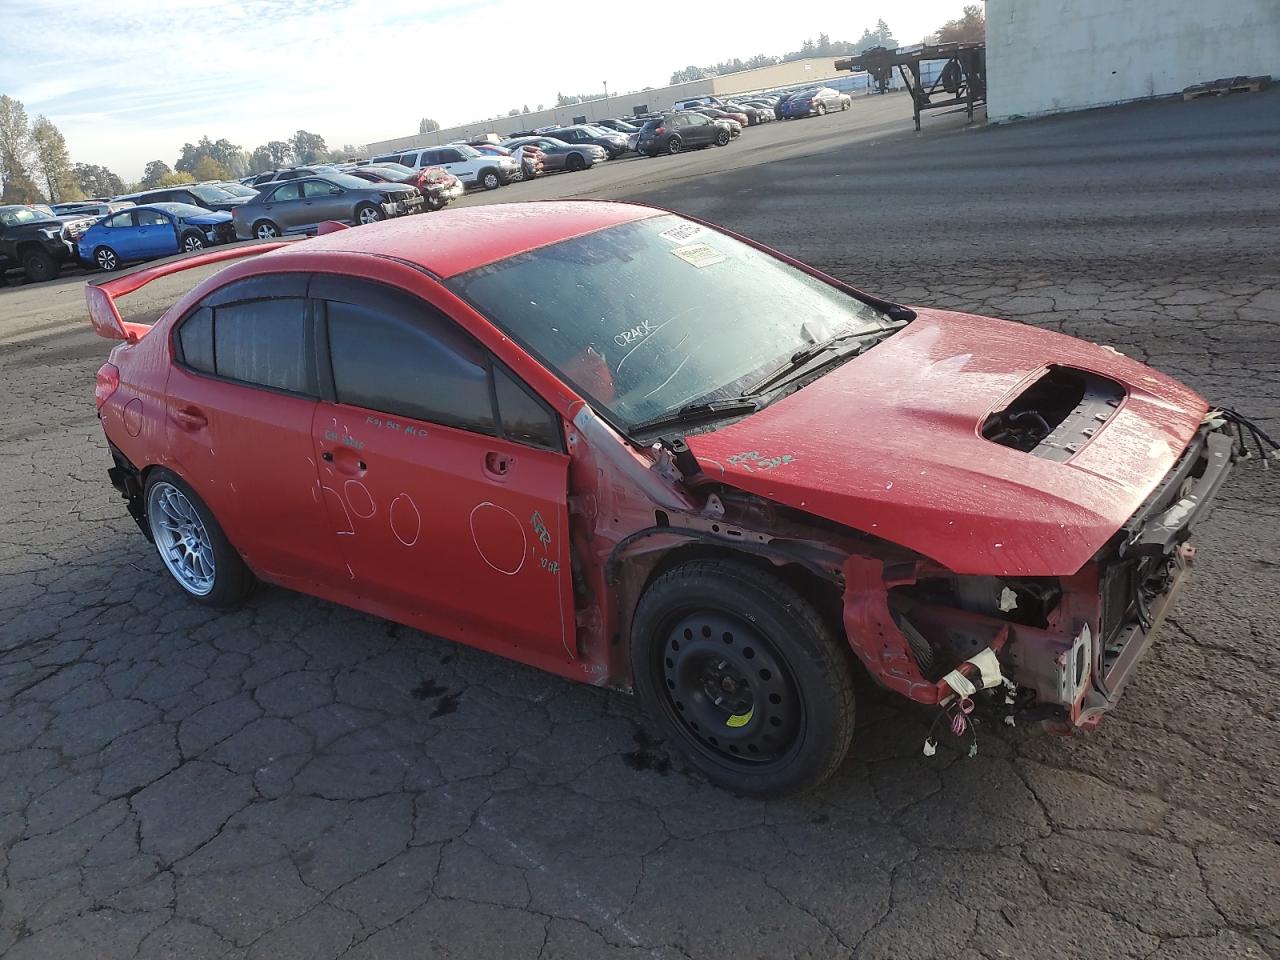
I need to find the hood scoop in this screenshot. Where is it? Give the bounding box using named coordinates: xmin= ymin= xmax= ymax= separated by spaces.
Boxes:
xmin=982 ymin=366 xmax=1125 ymax=461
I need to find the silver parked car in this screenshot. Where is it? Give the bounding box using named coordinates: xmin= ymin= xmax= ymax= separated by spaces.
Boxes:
xmin=231 ymin=174 xmax=422 ymax=240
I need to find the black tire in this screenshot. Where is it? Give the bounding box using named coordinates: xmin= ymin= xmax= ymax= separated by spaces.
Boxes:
xmin=21 ymin=247 xmax=57 ymax=283
xmin=480 ymin=168 xmax=502 ymax=190
xmin=667 ymin=136 xmax=683 ymax=155
xmin=143 ymin=468 xmax=254 ymax=609
xmin=94 ymin=246 xmax=120 ymax=272
xmin=630 ymin=559 xmax=856 ymax=797
xmin=180 ymin=231 xmax=205 ymax=253
xmin=715 ymin=130 xmax=730 ymax=147
xmin=253 ymin=220 xmax=280 ymax=239
xmin=565 ymin=153 xmax=586 ymax=172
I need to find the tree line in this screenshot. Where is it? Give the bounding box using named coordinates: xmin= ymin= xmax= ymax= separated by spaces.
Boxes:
xmin=1 ymin=92 xmax=361 ymax=202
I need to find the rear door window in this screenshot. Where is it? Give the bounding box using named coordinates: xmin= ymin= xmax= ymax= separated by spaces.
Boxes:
xmin=270 ymin=182 xmax=302 ymax=202
xmin=213 ymin=298 xmax=313 ymax=393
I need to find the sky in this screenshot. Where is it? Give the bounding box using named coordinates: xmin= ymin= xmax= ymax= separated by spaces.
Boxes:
xmin=0 ymin=0 xmax=968 ymax=180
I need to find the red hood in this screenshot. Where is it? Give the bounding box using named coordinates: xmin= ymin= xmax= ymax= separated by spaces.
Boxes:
xmin=685 ymin=308 xmax=1208 ymax=576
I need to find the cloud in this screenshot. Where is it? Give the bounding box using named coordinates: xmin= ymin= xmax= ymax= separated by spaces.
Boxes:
xmin=0 ymin=0 xmax=963 ymax=178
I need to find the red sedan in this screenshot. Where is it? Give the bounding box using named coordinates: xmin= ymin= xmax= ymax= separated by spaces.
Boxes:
xmin=88 ymin=202 xmax=1262 ymax=796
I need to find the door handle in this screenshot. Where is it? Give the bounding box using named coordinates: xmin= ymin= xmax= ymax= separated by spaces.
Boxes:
xmin=321 ymin=450 xmax=333 ymax=461
xmin=171 ymin=406 xmax=207 ymax=430
xmin=484 ymin=451 xmax=512 ymax=480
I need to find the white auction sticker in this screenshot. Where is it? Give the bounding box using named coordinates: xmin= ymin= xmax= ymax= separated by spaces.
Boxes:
xmin=670 ymin=243 xmax=726 ymax=268
xmin=657 ymin=222 xmax=705 ymax=244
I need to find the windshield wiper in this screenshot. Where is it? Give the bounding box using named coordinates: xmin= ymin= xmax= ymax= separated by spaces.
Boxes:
xmin=749 ymin=329 xmax=885 ymax=395
xmin=628 ymin=397 xmax=760 ymax=437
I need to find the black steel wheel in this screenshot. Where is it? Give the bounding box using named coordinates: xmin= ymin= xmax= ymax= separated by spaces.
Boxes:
xmin=22 ymin=248 xmax=57 ymax=282
xmin=631 ymin=559 xmax=856 ymax=797
xmin=565 ymin=153 xmax=586 ymax=172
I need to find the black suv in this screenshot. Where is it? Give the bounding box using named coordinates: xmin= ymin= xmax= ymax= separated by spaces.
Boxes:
xmin=0 ymin=204 xmax=84 ymax=283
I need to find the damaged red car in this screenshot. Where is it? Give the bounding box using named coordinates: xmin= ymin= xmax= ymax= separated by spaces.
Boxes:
xmin=89 ymin=201 xmax=1266 ymax=796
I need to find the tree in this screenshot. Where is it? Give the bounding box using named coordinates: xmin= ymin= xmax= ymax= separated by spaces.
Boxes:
xmin=30 ymin=116 xmax=78 ymax=202
xmin=291 ymin=130 xmax=327 ymax=164
xmin=193 ymin=156 xmax=230 ymax=181
xmin=418 ymin=117 xmax=440 ymax=134
xmin=933 ymin=5 xmax=985 ymax=43
xmin=140 ymin=160 xmax=172 ymax=189
xmin=175 ymin=136 xmax=245 ymax=178
xmin=522 ymin=104 xmax=530 ymax=114
xmin=816 ymin=32 xmax=831 ymax=56
xmin=72 ymin=163 xmax=125 ymax=198
xmin=157 ymin=170 xmax=196 ymax=186
xmin=669 ymin=65 xmax=706 ymax=84
xmin=507 ymin=108 xmax=520 ymax=116
xmin=0 ymin=94 xmax=36 ymax=201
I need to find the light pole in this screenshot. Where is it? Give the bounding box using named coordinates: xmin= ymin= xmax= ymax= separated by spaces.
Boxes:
xmin=603 ymin=80 xmax=609 ymax=119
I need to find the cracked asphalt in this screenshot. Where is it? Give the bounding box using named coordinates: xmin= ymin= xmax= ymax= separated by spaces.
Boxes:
xmin=1 ymin=90 xmax=1277 ymax=959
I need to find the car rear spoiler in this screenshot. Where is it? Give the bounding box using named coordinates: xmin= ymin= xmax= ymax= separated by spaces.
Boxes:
xmin=85 ymin=240 xmax=296 ymax=342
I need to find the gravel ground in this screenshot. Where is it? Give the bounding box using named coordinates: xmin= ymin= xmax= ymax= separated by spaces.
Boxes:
xmin=1 ymin=90 xmax=1277 ymax=960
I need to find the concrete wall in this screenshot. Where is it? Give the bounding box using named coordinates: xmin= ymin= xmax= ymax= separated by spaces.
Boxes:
xmin=365 ymin=58 xmax=847 ymax=155
xmin=986 ymin=0 xmax=1280 ymax=121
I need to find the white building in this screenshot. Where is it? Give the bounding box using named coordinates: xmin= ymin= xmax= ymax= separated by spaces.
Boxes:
xmin=985 ymin=0 xmax=1280 ymax=121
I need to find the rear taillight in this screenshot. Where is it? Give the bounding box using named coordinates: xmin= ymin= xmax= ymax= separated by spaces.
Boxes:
xmin=655 ymin=126 xmax=665 ymax=135
xmin=95 ymin=362 xmax=120 ymax=411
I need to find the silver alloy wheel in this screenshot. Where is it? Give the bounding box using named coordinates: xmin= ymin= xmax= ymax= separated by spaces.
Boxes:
xmin=358 ymin=205 xmax=382 ymax=224
xmin=95 ymin=247 xmax=118 ymax=271
xmin=183 ymin=234 xmax=204 ymax=252
xmin=255 ymin=222 xmax=278 ymax=239
xmin=147 ymin=481 xmax=216 ymax=596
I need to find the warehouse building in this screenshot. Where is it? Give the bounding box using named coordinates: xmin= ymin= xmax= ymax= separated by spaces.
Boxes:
xmin=985 ymin=0 xmax=1279 ymax=121
xmin=366 ymin=57 xmax=857 ymax=155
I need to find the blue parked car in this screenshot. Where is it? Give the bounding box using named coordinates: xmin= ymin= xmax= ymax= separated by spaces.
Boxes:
xmin=77 ymin=203 xmax=234 ymax=272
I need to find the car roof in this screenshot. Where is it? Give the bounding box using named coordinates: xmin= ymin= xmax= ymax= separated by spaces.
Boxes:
xmin=276 ymin=200 xmax=661 ymax=279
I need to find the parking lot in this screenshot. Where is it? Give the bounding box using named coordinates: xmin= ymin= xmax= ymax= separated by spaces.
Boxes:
xmin=1 ymin=89 xmax=1277 ymax=960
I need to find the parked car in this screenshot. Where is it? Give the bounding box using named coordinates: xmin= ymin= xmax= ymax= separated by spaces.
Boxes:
xmin=117 ymin=184 xmax=250 ymax=214
xmin=500 ymin=137 xmax=604 ymax=172
xmin=487 ymin=142 xmax=545 ymax=179
xmin=346 ymin=164 xmax=464 ymax=211
xmin=781 ymin=87 xmax=850 ymax=118
xmin=211 ymin=182 xmax=259 ymax=198
xmin=722 ymin=102 xmax=769 ymax=125
xmin=462 ymin=143 xmax=538 ymax=180
xmin=693 ymin=108 xmax=744 ymax=137
xmin=51 ymin=200 xmax=135 ymax=219
xmin=77 ymin=203 xmax=233 ymax=272
xmin=231 ymin=174 xmax=422 ymax=239
xmin=370 ymin=145 xmax=518 ymax=191
xmin=0 ymin=204 xmax=85 ymax=282
xmin=248 ymin=166 xmax=339 ymax=187
xmin=596 ymin=118 xmax=641 ymax=134
xmin=545 ymin=125 xmax=628 ymax=158
xmin=87 ymin=201 xmax=1262 ymax=797
xmin=635 ymin=112 xmax=734 ymax=156
xmin=672 ymin=96 xmax=724 ymax=111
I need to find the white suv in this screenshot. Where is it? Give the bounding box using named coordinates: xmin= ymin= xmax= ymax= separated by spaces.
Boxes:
xmin=371 ymin=145 xmax=519 ymax=191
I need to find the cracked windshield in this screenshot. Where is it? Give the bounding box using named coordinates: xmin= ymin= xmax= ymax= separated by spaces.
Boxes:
xmin=449 ymin=214 xmax=893 ymax=430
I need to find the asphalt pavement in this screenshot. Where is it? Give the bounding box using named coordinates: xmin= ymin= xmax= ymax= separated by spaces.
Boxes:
xmin=1 ymin=89 xmax=1277 ymax=959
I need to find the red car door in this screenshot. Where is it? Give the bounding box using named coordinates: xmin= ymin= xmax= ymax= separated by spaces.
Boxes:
xmin=308 ymin=276 xmax=576 ymax=667
xmin=164 ymin=275 xmax=341 ymax=586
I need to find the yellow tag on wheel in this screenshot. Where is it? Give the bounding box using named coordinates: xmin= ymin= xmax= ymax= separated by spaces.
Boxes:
xmin=726 ymin=707 xmax=753 ymax=728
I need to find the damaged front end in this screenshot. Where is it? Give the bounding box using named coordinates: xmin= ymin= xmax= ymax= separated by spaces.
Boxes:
xmin=847 ymin=422 xmax=1239 ymax=734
